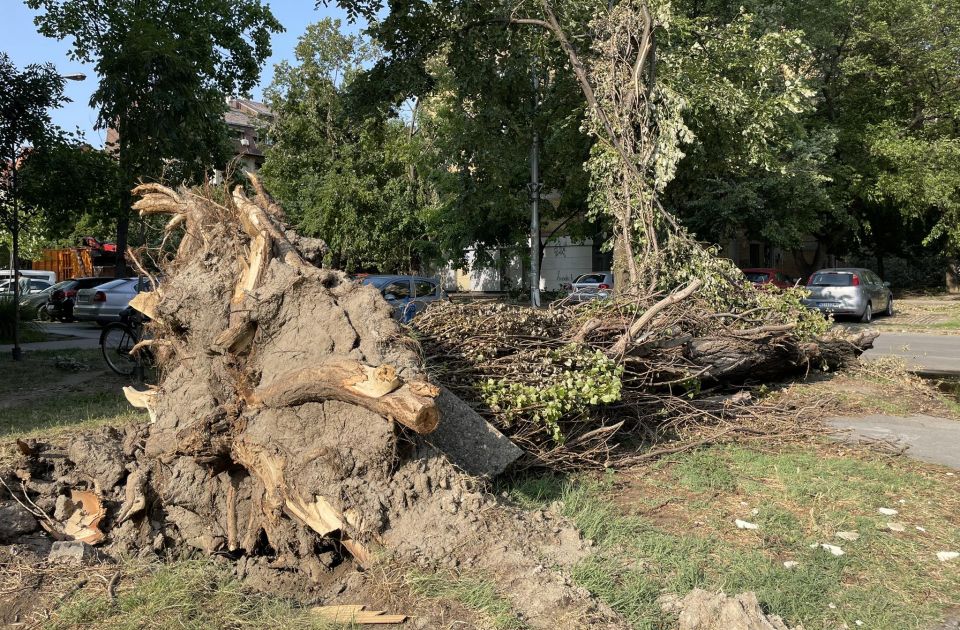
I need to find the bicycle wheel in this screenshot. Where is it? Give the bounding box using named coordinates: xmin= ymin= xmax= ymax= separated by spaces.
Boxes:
xmin=101 ymin=323 xmax=139 ymax=376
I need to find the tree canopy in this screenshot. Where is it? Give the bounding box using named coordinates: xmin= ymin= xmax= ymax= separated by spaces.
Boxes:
xmin=28 ymin=0 xmax=283 ymax=272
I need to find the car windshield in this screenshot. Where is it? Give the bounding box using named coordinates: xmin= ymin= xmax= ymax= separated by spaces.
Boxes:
xmin=744 ymin=272 xmax=770 ymax=283
xmin=808 ymin=272 xmax=854 ymax=287
xmin=574 ymin=274 xmax=606 ymax=284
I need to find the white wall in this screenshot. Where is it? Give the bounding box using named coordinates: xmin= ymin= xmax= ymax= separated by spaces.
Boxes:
xmin=540 ymin=237 xmax=594 ymax=291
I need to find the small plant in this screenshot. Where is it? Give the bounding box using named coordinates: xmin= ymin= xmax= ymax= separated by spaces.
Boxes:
xmin=480 ymin=344 xmax=623 ymax=443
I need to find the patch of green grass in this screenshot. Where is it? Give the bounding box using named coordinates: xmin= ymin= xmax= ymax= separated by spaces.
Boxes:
xmin=0 ymin=390 xmax=143 ymax=439
xmin=50 ymin=559 xmax=334 ymax=630
xmin=505 ymin=444 xmax=960 ymax=630
xmin=673 ymin=449 xmax=737 ymax=492
xmin=0 ymin=349 xmax=106 ymax=397
xmin=406 ymin=569 xmax=525 ymax=630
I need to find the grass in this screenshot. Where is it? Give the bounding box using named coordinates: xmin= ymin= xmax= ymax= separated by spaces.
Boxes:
xmin=506 ymin=444 xmax=960 ymax=630
xmin=406 ymin=569 xmax=526 ymax=629
xmin=49 ymin=559 xmax=337 ymax=630
xmin=0 ymin=349 xmax=105 ymax=398
xmin=0 ymin=390 xmax=143 ymax=440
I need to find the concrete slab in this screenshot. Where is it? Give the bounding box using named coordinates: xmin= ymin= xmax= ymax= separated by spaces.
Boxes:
xmin=428 ymin=386 xmax=523 ymax=478
xmin=828 ymin=414 xmax=960 ymax=469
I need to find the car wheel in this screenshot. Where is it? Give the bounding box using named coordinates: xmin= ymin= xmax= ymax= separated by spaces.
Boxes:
xmin=885 ymin=295 xmax=894 ymax=317
xmin=860 ymin=301 xmax=873 ymax=323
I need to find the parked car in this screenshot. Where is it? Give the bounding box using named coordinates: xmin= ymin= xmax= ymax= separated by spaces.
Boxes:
xmin=30 ymin=277 xmax=112 ymax=321
xmin=802 ymin=268 xmax=893 ymax=323
xmin=73 ymin=277 xmax=150 ymax=324
xmin=0 ymin=278 xmax=53 ymax=296
xmin=741 ymin=268 xmax=796 ymax=290
xmin=360 ymin=275 xmax=448 ymax=322
xmin=568 ymin=272 xmax=614 ymax=302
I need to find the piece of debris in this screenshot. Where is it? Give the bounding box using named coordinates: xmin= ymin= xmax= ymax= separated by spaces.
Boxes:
xmin=836 ymin=531 xmax=860 ymax=541
xmin=735 ymin=519 xmax=759 ymax=530
xmin=427 ymin=386 xmax=523 ymax=477
xmin=878 ymin=507 xmax=898 ymax=516
xmin=937 ymin=551 xmax=959 ymax=562
xmin=664 ymin=589 xmax=796 ymax=630
xmin=887 ymin=522 xmax=906 ymax=532
xmin=54 ymin=356 xmax=89 ymax=372
xmin=916 ymin=526 xmax=927 ymax=533
xmin=48 ymin=540 xmax=106 ymax=565
xmin=0 ymin=500 xmax=39 ymax=542
xmin=40 ymin=490 xmax=106 ymax=544
xmin=782 ymin=561 xmax=799 ymax=569
xmin=312 ymin=605 xmax=407 ymax=624
xmin=810 ymin=543 xmax=845 ymax=556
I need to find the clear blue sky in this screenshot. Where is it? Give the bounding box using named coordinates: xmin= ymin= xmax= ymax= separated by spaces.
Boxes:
xmin=1 ymin=1 xmax=360 ymax=148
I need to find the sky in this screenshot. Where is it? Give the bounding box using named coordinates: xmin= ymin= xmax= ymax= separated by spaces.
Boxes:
xmin=1 ymin=1 xmax=361 ymax=148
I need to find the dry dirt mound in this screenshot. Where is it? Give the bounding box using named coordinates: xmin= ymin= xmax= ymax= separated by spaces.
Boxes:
xmin=0 ymin=179 xmax=624 ymax=628
xmin=662 ymin=589 xmax=799 ymax=630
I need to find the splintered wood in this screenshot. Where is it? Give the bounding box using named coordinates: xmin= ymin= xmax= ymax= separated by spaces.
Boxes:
xmin=313 ymin=605 xmax=407 ymax=624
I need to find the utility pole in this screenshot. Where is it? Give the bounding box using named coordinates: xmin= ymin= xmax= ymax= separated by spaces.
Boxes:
xmin=528 ymin=66 xmax=542 ymax=308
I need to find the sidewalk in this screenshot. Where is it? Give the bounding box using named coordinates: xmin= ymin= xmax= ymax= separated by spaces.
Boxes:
xmin=0 ymin=321 xmax=102 ymax=353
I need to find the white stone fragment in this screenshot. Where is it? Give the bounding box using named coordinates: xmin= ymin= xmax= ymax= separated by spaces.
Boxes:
xmin=735 ymin=519 xmax=759 ymax=530
xmin=817 ymin=543 xmax=845 ymax=556
xmin=937 ymin=551 xmax=959 ymax=562
xmin=783 ymin=560 xmax=799 ymax=569
xmin=836 ymin=531 xmax=860 ymax=541
xmin=887 ymin=522 xmax=906 ymax=532
xmin=878 ymin=507 xmax=898 ymax=516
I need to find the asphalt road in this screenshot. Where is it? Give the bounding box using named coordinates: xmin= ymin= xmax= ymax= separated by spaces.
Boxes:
xmin=863 ymin=332 xmax=960 ymax=374
xmin=829 ymin=414 xmax=960 ymax=469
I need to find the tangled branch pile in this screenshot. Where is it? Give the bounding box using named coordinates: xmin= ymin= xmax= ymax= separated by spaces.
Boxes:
xmin=415 ymin=282 xmax=877 ymax=469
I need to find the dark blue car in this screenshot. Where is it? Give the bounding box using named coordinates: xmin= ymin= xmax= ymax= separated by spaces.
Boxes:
xmin=360 ymin=275 xmax=449 ymax=322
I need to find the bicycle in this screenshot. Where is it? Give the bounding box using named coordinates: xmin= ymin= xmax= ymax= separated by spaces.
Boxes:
xmin=100 ymin=306 xmax=152 ymax=377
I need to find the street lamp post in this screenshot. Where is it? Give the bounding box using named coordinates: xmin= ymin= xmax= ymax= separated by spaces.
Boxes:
xmin=528 ymin=64 xmax=543 ymax=308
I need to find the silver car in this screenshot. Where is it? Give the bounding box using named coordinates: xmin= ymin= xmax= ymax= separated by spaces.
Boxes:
xmin=568 ymin=272 xmax=614 ymax=302
xmin=74 ymin=278 xmax=146 ymax=324
xmin=802 ymin=267 xmax=893 ymax=323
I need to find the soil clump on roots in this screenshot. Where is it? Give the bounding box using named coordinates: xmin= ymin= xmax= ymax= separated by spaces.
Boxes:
xmin=0 ymin=180 xmax=624 ymax=628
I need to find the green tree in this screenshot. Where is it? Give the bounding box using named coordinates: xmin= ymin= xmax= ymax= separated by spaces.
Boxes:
xmin=28 ymin=0 xmax=282 ymax=275
xmin=0 ymin=52 xmax=68 ymax=357
xmin=261 ymin=19 xmax=434 ymax=272
xmin=17 ymin=136 xmax=120 ymax=246
xmin=683 ymin=0 xmax=960 ymax=276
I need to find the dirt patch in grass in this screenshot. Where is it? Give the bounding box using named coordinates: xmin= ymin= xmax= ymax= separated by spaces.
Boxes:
xmin=505 ymin=442 xmax=960 ymax=629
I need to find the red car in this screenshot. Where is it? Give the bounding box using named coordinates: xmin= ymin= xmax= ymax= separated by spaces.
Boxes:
xmin=741 ymin=268 xmax=797 ymax=290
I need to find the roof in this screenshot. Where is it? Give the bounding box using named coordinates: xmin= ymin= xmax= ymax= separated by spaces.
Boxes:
xmin=224 ymin=98 xmax=273 ymax=129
